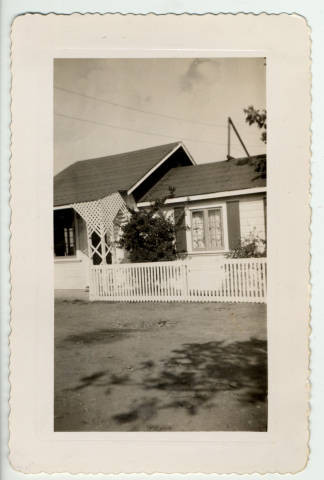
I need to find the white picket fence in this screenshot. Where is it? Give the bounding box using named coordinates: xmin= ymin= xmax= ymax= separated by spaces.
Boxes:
xmin=89 ymin=258 xmax=267 ymax=303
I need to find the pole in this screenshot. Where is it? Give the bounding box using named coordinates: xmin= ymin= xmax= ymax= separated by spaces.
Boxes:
xmin=227 ymin=117 xmax=231 ymax=159
xmin=228 ymin=117 xmax=250 ymax=158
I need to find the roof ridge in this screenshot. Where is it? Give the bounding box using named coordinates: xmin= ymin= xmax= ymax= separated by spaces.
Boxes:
xmin=73 ymin=141 xmax=181 ymax=166
xmin=54 ymin=141 xmax=190 ymax=206
xmin=166 ymin=154 xmax=266 ymax=169
xmin=139 ymin=154 xmax=266 ymax=202
xmin=165 ymin=159 xmax=232 ymax=170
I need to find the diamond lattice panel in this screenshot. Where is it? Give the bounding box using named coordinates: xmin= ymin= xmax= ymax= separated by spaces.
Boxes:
xmin=72 ymin=192 xmax=128 ymax=264
xmin=101 ymin=193 xmax=129 ymax=234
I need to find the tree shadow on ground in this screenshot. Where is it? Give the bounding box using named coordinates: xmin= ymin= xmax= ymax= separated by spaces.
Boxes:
xmin=112 ymin=337 xmax=267 ymax=425
xmin=68 ymin=372 xmax=130 ymax=392
xmin=62 ymin=337 xmax=267 ymax=428
xmin=113 ymin=398 xmax=159 ymax=424
xmin=63 ymin=327 xmax=147 ymax=346
xmin=152 ymin=337 xmax=265 ymax=405
xmin=72 ymin=371 xmax=107 ymax=391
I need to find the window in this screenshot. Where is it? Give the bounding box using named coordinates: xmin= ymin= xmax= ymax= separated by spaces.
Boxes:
xmin=191 ymin=207 xmax=224 ymax=251
xmin=54 ymin=209 xmax=76 ymax=257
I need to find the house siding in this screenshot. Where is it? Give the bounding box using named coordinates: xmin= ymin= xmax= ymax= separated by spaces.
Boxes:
xmin=54 ymin=213 xmax=89 ymax=290
xmin=239 ymin=195 xmax=266 ymax=240
xmin=164 ymin=199 xmax=230 ymax=260
xmin=161 ymin=193 xmax=266 ymax=261
xmin=54 ymin=193 xmax=266 ymax=290
xmin=54 ymin=251 xmax=90 ymax=290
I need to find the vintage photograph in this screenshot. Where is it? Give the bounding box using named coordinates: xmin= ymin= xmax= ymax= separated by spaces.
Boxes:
xmin=53 ymin=57 xmax=267 ymax=432
xmin=9 ymin=13 xmax=310 ymax=473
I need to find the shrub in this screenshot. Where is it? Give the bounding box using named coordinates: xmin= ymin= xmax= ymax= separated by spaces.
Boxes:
xmin=226 ymin=232 xmax=266 ymax=259
xmin=118 ymin=189 xmax=183 ymax=263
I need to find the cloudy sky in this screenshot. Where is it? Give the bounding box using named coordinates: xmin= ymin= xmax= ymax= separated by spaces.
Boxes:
xmin=54 ymin=58 xmax=266 ymax=174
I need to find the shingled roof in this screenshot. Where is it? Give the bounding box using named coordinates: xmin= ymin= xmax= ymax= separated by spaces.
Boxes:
xmin=54 ymin=142 xmax=183 ymax=206
xmin=138 ymin=155 xmax=266 ymax=202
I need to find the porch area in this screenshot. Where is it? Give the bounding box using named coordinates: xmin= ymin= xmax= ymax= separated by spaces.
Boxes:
xmin=54 ymin=191 xmax=129 ymax=290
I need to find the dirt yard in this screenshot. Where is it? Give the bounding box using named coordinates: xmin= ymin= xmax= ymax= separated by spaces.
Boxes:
xmin=55 ymin=300 xmax=267 ymax=432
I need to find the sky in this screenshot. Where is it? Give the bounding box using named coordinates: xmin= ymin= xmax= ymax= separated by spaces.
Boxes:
xmin=54 ymin=58 xmax=266 ymax=174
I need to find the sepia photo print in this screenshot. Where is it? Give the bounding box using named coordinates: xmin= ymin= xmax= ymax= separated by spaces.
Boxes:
xmin=54 ymin=57 xmax=267 ymax=432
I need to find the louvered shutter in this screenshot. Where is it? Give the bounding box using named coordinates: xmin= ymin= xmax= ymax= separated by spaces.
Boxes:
xmin=226 ymin=200 xmax=241 ymax=249
xmin=174 ymin=207 xmax=187 ymax=253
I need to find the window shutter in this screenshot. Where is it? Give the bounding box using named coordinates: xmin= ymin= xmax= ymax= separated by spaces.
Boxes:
xmin=226 ymin=200 xmax=241 ymax=249
xmin=174 ymin=207 xmax=187 ymax=253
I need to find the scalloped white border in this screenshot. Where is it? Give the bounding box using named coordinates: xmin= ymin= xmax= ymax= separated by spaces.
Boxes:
xmin=8 ymin=12 xmax=310 ymax=474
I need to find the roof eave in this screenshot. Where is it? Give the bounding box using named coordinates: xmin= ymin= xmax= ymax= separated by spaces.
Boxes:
xmin=54 ymin=203 xmax=74 ymax=210
xmin=137 ymin=186 xmax=267 ymax=207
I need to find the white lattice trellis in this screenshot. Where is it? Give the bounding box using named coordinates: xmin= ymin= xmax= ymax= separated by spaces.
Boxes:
xmin=73 ymin=192 xmax=128 ymax=264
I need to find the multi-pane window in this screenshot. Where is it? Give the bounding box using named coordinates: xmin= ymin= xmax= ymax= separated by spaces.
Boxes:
xmin=191 ymin=207 xmax=224 ymax=251
xmin=54 ymin=208 xmax=76 ymax=257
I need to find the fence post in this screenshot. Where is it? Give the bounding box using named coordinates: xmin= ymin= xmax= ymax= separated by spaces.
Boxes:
xmin=89 ymin=265 xmax=94 ymax=300
xmin=182 ymin=262 xmax=189 ymax=300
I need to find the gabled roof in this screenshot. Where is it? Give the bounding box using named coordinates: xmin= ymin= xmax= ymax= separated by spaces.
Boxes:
xmin=138 ymin=155 xmax=266 ymax=202
xmin=54 ymin=142 xmax=188 ymax=206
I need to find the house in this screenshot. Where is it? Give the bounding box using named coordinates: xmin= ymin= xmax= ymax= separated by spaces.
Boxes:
xmin=137 ymin=154 xmax=267 ymax=266
xmin=54 ymin=142 xmax=195 ymax=289
xmin=54 ymin=142 xmax=266 ymax=291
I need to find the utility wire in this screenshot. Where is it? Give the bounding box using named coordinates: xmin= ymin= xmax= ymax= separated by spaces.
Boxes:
xmin=55 ymin=112 xmax=264 ymax=148
xmin=54 ymin=112 xmax=260 ymax=147
xmin=55 ymin=112 xmax=229 ymax=146
xmin=54 ymin=85 xmax=261 ymax=134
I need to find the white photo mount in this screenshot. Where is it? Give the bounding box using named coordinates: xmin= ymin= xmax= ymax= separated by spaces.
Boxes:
xmin=9 ymin=13 xmax=310 ymax=474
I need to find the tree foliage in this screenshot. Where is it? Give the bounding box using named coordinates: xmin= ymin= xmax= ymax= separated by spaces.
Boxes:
xmin=244 ymin=106 xmax=267 ymax=144
xmin=118 ymin=189 xmax=180 ymax=263
xmin=243 ymin=106 xmax=267 ymax=178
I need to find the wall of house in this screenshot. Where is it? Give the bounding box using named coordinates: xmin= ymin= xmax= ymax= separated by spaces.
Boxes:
xmin=161 ymin=192 xmax=266 ymax=263
xmin=54 ymin=193 xmax=266 ymax=290
xmin=54 ymin=251 xmax=90 ymax=290
xmin=54 ymin=214 xmax=90 ymax=290
xmin=239 ymin=195 xmax=266 ymax=241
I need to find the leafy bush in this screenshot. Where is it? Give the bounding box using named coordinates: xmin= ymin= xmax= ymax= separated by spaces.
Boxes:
xmin=226 ymin=233 xmax=266 ymax=259
xmin=118 ymin=190 xmax=181 ymax=263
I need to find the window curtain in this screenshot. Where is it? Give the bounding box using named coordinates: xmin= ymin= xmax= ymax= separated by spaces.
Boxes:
xmin=208 ymin=209 xmax=223 ymax=248
xmin=192 ymin=211 xmax=205 ymax=248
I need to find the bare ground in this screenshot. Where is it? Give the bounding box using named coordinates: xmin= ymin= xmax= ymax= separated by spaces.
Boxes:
xmin=55 ymin=300 xmax=267 ymax=431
